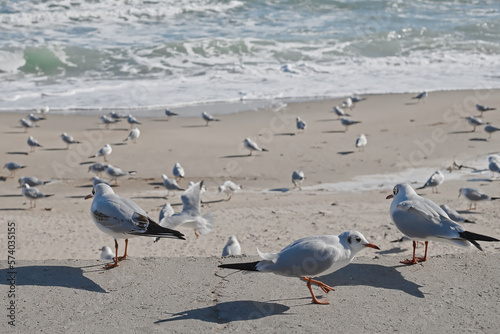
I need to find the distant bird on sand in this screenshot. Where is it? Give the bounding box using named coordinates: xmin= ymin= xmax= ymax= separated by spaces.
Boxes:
xmin=412 ymin=91 xmax=428 ymax=102
xmin=296 ymin=116 xmax=306 ymax=132
xmin=124 ymin=128 xmax=140 ymax=143
xmin=218 ymin=180 xmax=241 ymax=201
xmin=243 ymin=138 xmax=268 ymax=156
xmin=222 ymin=235 xmax=242 ymax=257
xmin=165 ymin=109 xmax=179 ymax=120
xmin=61 ymin=133 xmax=81 ymax=149
xmin=484 ymin=124 xmax=500 ymax=139
xmin=4 ymin=162 xmax=26 ymax=178
xmin=22 ymin=184 xmax=54 ymax=208
xmin=105 ymin=165 xmax=136 ymax=184
xmin=355 ymin=134 xmax=367 ymax=151
xmin=173 ymin=163 xmax=185 ymax=182
xmin=20 ymin=118 xmax=36 ymax=132
xmin=101 ymin=115 xmax=119 ymax=129
xmin=340 ymin=117 xmax=361 ymax=132
xmin=161 ymin=174 xmax=183 ymax=197
xmin=467 ymin=116 xmax=484 ymax=132
xmin=332 ymin=106 xmax=350 ymax=119
xmin=202 ymin=111 xmax=220 ymax=126
xmin=476 ymin=104 xmax=495 ymax=117
xmin=292 ymin=170 xmax=305 ymax=190
xmin=90 ymin=144 xmax=112 ymax=162
xmin=127 ymin=114 xmax=141 ymax=128
xmin=27 ymin=136 xmax=42 ymax=152
xmin=416 ymin=170 xmax=444 ymax=193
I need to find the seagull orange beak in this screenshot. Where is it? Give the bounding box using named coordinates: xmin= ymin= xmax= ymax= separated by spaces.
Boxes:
xmin=85 ymin=194 xmax=93 ymax=200
xmin=364 ymin=243 xmax=380 ymax=250
xmin=386 ymin=194 xmax=393 ymax=199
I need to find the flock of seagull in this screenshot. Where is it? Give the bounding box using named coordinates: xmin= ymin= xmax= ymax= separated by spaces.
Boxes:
xmin=3 ymin=95 xmax=500 ymax=305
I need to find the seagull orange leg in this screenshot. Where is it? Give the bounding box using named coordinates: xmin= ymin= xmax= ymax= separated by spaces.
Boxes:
xmin=118 ymin=239 xmax=128 ymax=261
xmin=194 ymin=229 xmax=200 ymax=238
xmin=104 ymin=239 xmax=120 ymax=269
xmin=302 ymin=277 xmax=335 ymax=293
xmin=416 ymin=241 xmax=428 ymax=263
xmin=305 ymin=277 xmax=330 ymax=305
xmin=400 ymin=241 xmax=418 ymax=265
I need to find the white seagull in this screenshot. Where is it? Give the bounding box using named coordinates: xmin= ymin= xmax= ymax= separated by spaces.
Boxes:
xmin=101 ymin=115 xmax=119 ymax=129
xmin=332 ymin=106 xmax=350 ymax=119
xmin=100 ymin=246 xmax=115 ymax=261
xmin=90 ymin=144 xmax=112 ymax=162
xmin=219 ymin=230 xmax=379 ymax=304
xmin=173 ymin=162 xmax=185 ymax=182
xmin=165 ymin=109 xmax=179 ymax=120
xmin=340 ymin=117 xmax=361 ymax=132
xmin=467 ymin=116 xmax=484 ymax=132
xmin=440 ymin=204 xmax=475 ymax=224
xmin=476 ymin=104 xmax=495 ymax=117
xmin=161 ymin=174 xmax=183 ymax=197
xmin=27 ymin=136 xmax=42 ymax=152
xmin=355 ymin=134 xmax=367 ymax=151
xmin=20 ymin=118 xmax=35 ymax=132
xmin=124 ymin=128 xmax=140 ymax=143
xmin=458 ymin=187 xmax=500 ymax=210
xmin=88 ymin=163 xmax=108 ymax=176
xmin=158 ymin=202 xmax=175 ymax=223
xmin=22 ymin=184 xmax=54 ymax=208
xmin=61 ymin=133 xmax=81 ymax=149
xmin=488 ymin=156 xmax=500 ymax=178
xmin=484 ymin=125 xmax=500 ymax=139
xmin=109 ymin=111 xmax=127 ymax=120
xmin=4 ymin=162 xmax=26 ymax=178
xmin=105 ymin=165 xmax=136 ymax=184
xmin=412 ymin=91 xmax=428 ymax=102
xmin=341 ymin=97 xmax=353 ymax=110
xmin=127 ymin=114 xmax=141 ymax=128
xmin=202 ymin=111 xmax=220 ymax=126
xmin=292 ymin=170 xmax=305 ymax=190
xmin=296 ymin=116 xmax=306 ymax=132
xmin=218 ymin=180 xmax=241 ymax=201
xmin=159 ymin=181 xmax=215 ymax=238
xmin=85 ymin=184 xmax=185 ymax=269
xmin=222 ymin=235 xmax=242 ymax=257
xmin=18 ymin=176 xmax=49 ymax=187
xmin=243 ymin=138 xmax=268 ymax=156
xmin=416 ymin=170 xmax=444 ymax=193
xmin=28 ymin=113 xmax=45 ymax=122
xmin=387 ymin=183 xmax=499 ymax=265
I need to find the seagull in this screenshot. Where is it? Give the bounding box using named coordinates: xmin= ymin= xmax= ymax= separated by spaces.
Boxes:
xmin=355 ymin=134 xmax=367 ymax=151
xmin=484 ymin=125 xmax=500 ymax=139
xmin=202 ymin=111 xmax=220 ymax=126
xmin=332 ymin=106 xmax=350 ymax=119
xmin=92 ymin=176 xmax=111 ymax=187
xmin=105 ymin=165 xmax=136 ymax=184
xmin=161 ymin=174 xmax=183 ymax=197
xmin=340 ymin=117 xmax=361 ymax=132
xmin=488 ymin=156 xmax=500 ymax=178
xmin=222 ymin=235 xmax=242 ymax=257
xmin=27 ymin=136 xmax=42 ymax=152
xmin=39 ymin=105 xmax=50 ymax=116
xmin=61 ymin=133 xmax=81 ymax=149
xmin=350 ymin=95 xmax=366 ymax=103
xmin=88 ymin=163 xmax=108 ymax=176
xmin=28 ymin=113 xmax=45 ymax=122
xmin=100 ymin=246 xmax=115 ymax=261
xmin=109 ymin=111 xmax=127 ymax=120
xmin=159 ymin=181 xmax=214 ymax=238
xmin=85 ymin=184 xmax=185 ymax=269
xmin=243 ymin=138 xmax=268 ymax=156
xmin=22 ymin=184 xmax=54 ymax=208
xmin=296 ymin=116 xmax=306 ymax=132
xmin=123 ymin=128 xmax=140 ymax=143
xmin=219 ymin=230 xmax=379 ymax=305
xmin=440 ymin=204 xmax=475 ymax=224
xmin=188 ymin=181 xmax=206 ymax=203
xmin=173 ymin=162 xmax=185 ymax=182
xmin=467 ymin=116 xmax=484 ymax=132
xmin=158 ymin=202 xmax=175 ymax=223
xmin=218 ymin=180 xmax=241 ymax=201
xmin=341 ymin=97 xmax=353 ymax=110
xmin=4 ymin=162 xmax=26 ymax=178
xmin=127 ymin=114 xmax=141 ymax=128
xmin=18 ymin=176 xmax=49 ymax=187
xmin=89 ymin=144 xmax=112 ymax=162
xmin=292 ymin=170 xmax=305 ymax=190
xmin=387 ymin=183 xmax=499 ymax=265
xmin=476 ymin=104 xmax=495 ymax=117
xmin=101 ymin=115 xmax=119 ymax=129
xmin=416 ymin=170 xmax=444 ymax=193
xmin=458 ymin=187 xmax=500 ymax=210
xmin=412 ymin=91 xmax=428 ymax=102
xmin=20 ymin=118 xmax=35 ymax=132
xmin=165 ymin=109 xmax=179 ymax=120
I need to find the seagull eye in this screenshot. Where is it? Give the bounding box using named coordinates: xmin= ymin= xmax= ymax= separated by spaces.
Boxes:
xmin=355 ymin=237 xmax=361 ymax=243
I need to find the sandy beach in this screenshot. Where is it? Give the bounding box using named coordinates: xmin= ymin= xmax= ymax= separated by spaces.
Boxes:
xmin=2 ymin=89 xmax=500 ymax=332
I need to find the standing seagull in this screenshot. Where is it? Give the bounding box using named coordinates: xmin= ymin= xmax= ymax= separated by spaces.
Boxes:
xmin=88 ymin=163 xmax=108 ymax=177
xmin=18 ymin=176 xmax=49 ymax=187
xmin=292 ymin=170 xmax=305 ymax=190
xmin=27 ymin=136 xmax=42 ymax=152
xmin=90 ymin=144 xmax=112 ymax=162
xmin=243 ymin=138 xmax=268 ymax=156
xmin=332 ymin=106 xmax=350 ymax=119
xmin=387 ymin=183 xmax=499 ymax=265
xmin=458 ymin=187 xmax=500 ymax=210
xmin=341 ymin=97 xmax=353 ymax=110
xmin=20 ymin=118 xmax=36 ymax=132
xmin=165 ymin=109 xmax=179 ymax=120
xmin=218 ymin=180 xmax=241 ymax=201
xmin=296 ymin=116 xmax=306 ymax=132
xmin=219 ymin=230 xmax=379 ymax=305
xmin=340 ymin=117 xmax=361 ymax=132
xmin=476 ymin=104 xmax=495 ymax=117
xmin=127 ymin=114 xmax=141 ymax=129
xmin=440 ymin=204 xmax=475 ymax=224
xmin=4 ymin=162 xmax=26 ymax=178
xmin=467 ymin=116 xmax=484 ymax=132
xmin=105 ymin=165 xmax=136 ymax=184
xmin=161 ymin=174 xmax=183 ymax=197
xmin=101 ymin=115 xmax=119 ymax=129
xmin=28 ymin=113 xmax=45 ymax=122
xmin=488 ymin=156 xmax=500 ymax=178
xmin=61 ymin=133 xmax=81 ymax=149
xmin=173 ymin=162 xmax=185 ymax=182
xmin=159 ymin=181 xmax=214 ymax=238
xmin=100 ymin=246 xmax=115 ymax=261
xmin=202 ymin=111 xmax=220 ymax=126
xmin=412 ymin=91 xmax=428 ymax=102
xmin=222 ymin=235 xmax=242 ymax=257
xmin=22 ymin=184 xmax=54 ymax=208
xmin=85 ymin=184 xmax=185 ymax=269
xmin=416 ymin=170 xmax=444 ymax=193
xmin=123 ymin=128 xmax=140 ymax=143
xmin=484 ymin=124 xmax=500 ymax=139
xmin=355 ymin=134 xmax=367 ymax=151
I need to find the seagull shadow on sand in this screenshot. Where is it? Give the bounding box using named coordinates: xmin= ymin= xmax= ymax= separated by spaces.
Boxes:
xmin=182 ymin=125 xmax=208 ymax=128
xmin=337 ymin=151 xmax=355 ymax=155
xmin=449 ymin=130 xmax=474 ymax=135
xmin=274 ymin=132 xmax=296 ymax=136
xmin=469 ymin=138 xmax=488 ymax=142
xmin=323 ymin=130 xmax=345 ymax=134
xmin=318 ymin=263 xmax=424 ymax=298
xmin=221 ymin=154 xmax=253 ymax=158
xmin=7 ymin=151 xmax=29 ymax=155
xmin=43 ymin=148 xmax=68 ymax=151
xmin=267 ymin=188 xmax=290 ymax=193
xmin=0 ymin=265 xmax=106 ymax=293
xmin=155 ymin=300 xmax=290 ymax=325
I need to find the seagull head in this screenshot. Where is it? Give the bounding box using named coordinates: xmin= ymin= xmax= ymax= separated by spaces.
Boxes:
xmin=340 ymin=230 xmax=380 ymax=254
xmin=85 ymin=183 xmax=114 ymax=200
xmin=386 ymin=183 xmax=416 ymax=200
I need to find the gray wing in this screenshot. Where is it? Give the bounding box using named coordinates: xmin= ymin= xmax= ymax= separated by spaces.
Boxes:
xmin=466 ymin=189 xmax=490 ymax=201
xmin=92 ymin=194 xmax=150 ymax=233
xmin=180 ymin=181 xmax=202 ymax=216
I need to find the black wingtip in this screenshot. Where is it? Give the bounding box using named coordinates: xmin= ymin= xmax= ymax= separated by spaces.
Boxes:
xmin=459 ymin=230 xmax=499 ymax=250
xmin=219 ymin=261 xmax=260 ymax=271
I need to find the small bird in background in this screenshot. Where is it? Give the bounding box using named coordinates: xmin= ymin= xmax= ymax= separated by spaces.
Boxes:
xmin=88 ymin=163 xmax=108 ymax=177
xmin=243 ymin=138 xmax=268 ymax=156
xmin=28 ymin=113 xmax=45 ymax=122
xmin=222 ymin=235 xmax=242 ymax=257
xmin=90 ymin=144 xmax=112 ymax=162
xmin=467 ymin=116 xmax=484 ymax=132
xmin=296 ymin=116 xmax=306 ymax=132
xmin=39 ymin=105 xmax=50 ymax=117
xmin=161 ymin=174 xmax=183 ymax=197
xmin=416 ymin=170 xmax=444 ymax=193
xmin=488 ymin=156 xmax=500 ymax=179
xmin=484 ymin=124 xmax=500 ymax=139
xmin=22 ymin=184 xmax=54 ymax=208
xmin=61 ymin=133 xmax=81 ymax=149
xmin=202 ymin=111 xmax=220 ymax=126
xmin=159 ymin=202 xmax=175 ymax=223
xmin=124 ymin=128 xmax=140 ymax=144
xmin=99 ymin=246 xmax=115 ymax=261
xmin=27 ymin=136 xmax=42 ymax=152
xmin=100 ymin=115 xmax=119 ymax=129
xmin=105 ymin=165 xmax=136 ymax=184
xmin=18 ymin=176 xmax=50 ymax=187
xmin=340 ymin=117 xmax=361 ymax=132
xmin=218 ymin=180 xmax=241 ymax=201
xmin=4 ymin=162 xmax=26 ymax=178
xmin=332 ymin=106 xmax=350 ymax=119
xmin=188 ymin=181 xmax=206 ymax=203
xmin=109 ymin=111 xmax=127 ymax=120
xmin=349 ymin=95 xmax=366 ymax=103
xmin=341 ymin=97 xmax=353 ymax=110
xmin=440 ymin=204 xmax=475 ymax=224
xmin=355 ymin=134 xmax=367 ymax=151
xmin=476 ymin=104 xmax=496 ymax=117
xmin=459 ymin=187 xmax=500 ymax=211
xmin=292 ymin=170 xmax=305 ymax=190
xmin=165 ymin=109 xmax=179 ymax=120
xmin=20 ymin=118 xmax=36 ymax=132
xmin=127 ymin=114 xmax=141 ymax=129
xmin=173 ymin=162 xmax=185 ymax=182
xmin=412 ymin=91 xmax=428 ymax=102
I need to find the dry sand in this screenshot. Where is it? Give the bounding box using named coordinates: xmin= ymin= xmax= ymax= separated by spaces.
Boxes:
xmin=1 ymin=89 xmax=500 ymax=332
